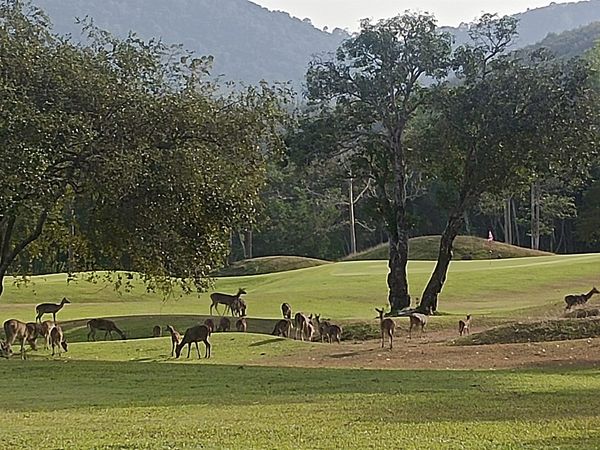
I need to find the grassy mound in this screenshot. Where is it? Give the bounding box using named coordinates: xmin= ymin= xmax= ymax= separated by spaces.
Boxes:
xmin=346 ymin=235 xmax=553 ymax=260
xmin=456 ymin=317 xmax=600 ymax=345
xmin=215 ymin=255 xmax=330 ymax=276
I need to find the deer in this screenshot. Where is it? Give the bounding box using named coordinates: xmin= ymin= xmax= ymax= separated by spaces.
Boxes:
xmin=294 ymin=312 xmax=310 ymax=341
xmin=165 ymin=325 xmax=182 ymax=357
xmin=87 ymin=318 xmax=126 ymax=341
xmin=409 ymin=313 xmax=428 ymax=339
xmin=231 ymin=298 xmax=247 ymax=317
xmin=565 ymin=287 xmax=599 ymax=310
xmin=375 ymin=308 xmax=396 ymax=349
xmin=50 ymin=325 xmax=68 ymax=357
xmin=314 ymin=315 xmax=342 ymax=344
xmin=458 ymin=315 xmax=472 ymax=336
xmin=175 ymin=324 xmax=211 ymax=359
xmin=35 ymin=297 xmax=70 ymax=323
xmin=152 ymin=325 xmax=162 ymax=337
xmin=272 ymin=319 xmax=293 ymax=337
xmin=217 ymin=316 xmax=231 ymax=332
xmin=2 ymin=319 xmax=39 ymax=359
xmin=306 ymin=316 xmax=315 ymax=342
xmin=236 ymin=317 xmax=247 ymax=332
xmin=209 ymin=288 xmax=246 ymax=316
xmin=204 ymin=318 xmax=215 ymax=334
xmin=281 ymin=302 xmax=292 ymax=320
xmin=39 ymin=320 xmax=56 ymax=349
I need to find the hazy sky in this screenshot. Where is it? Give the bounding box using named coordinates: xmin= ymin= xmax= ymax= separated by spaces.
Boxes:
xmin=252 ymin=0 xmax=575 ymax=30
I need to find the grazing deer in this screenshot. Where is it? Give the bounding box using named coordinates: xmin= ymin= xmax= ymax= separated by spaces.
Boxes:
xmin=271 ymin=319 xmax=293 ymax=337
xmin=35 ymin=297 xmax=70 ymax=323
xmin=565 ymin=287 xmax=599 ymax=310
xmin=50 ymin=325 xmax=68 ymax=356
xmin=39 ymin=320 xmax=56 ymax=349
xmin=314 ymin=315 xmax=341 ymax=344
xmin=152 ymin=325 xmax=162 ymax=337
xmin=294 ymin=312 xmax=310 ymax=341
xmin=204 ymin=318 xmax=215 ymax=334
xmin=231 ymin=298 xmax=247 ymax=317
xmin=281 ymin=302 xmax=292 ymax=320
xmin=209 ymin=288 xmax=246 ymax=316
xmin=175 ymin=325 xmax=211 ymax=359
xmin=165 ymin=325 xmax=182 ymax=357
xmin=458 ymin=315 xmax=472 ymax=336
xmin=375 ymin=308 xmax=395 ymax=349
xmin=236 ymin=317 xmax=247 ymax=332
xmin=409 ymin=313 xmax=428 ymax=339
xmin=217 ymin=316 xmax=231 ymax=332
xmin=2 ymin=319 xmax=39 ymax=359
xmin=87 ymin=318 xmax=126 ymax=341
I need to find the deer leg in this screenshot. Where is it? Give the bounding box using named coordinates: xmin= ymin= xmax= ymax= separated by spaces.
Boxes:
xmin=204 ymin=340 xmax=211 ymax=358
xmin=53 ymin=313 xmax=56 ymax=322
xmin=186 ymin=343 xmax=191 ymax=358
xmin=195 ymin=342 xmax=201 ymax=359
xmin=389 ymin=331 xmax=393 ymax=350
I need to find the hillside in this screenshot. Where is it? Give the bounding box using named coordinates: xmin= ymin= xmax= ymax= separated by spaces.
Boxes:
xmin=520 ymin=20 xmax=600 ymax=59
xmin=345 ymin=236 xmax=553 ymax=261
xmin=33 ymin=0 xmax=600 ymax=88
xmin=33 ymin=0 xmax=346 ymax=87
xmin=215 ymin=255 xmax=330 ymax=277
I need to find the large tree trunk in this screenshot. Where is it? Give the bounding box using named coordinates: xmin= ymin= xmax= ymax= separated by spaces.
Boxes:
xmin=388 ymin=231 xmax=410 ymax=312
xmin=419 ymin=212 xmax=464 ymax=314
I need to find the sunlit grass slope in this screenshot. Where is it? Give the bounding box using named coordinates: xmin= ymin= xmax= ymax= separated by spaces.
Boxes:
xmin=0 ymin=253 xmax=598 ymax=321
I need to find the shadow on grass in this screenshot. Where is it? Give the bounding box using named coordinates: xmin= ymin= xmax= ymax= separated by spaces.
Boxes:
xmin=248 ymin=337 xmax=286 ymax=347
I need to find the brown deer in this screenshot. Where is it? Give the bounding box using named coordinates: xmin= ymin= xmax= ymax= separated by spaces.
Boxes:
xmin=209 ymin=288 xmax=246 ymax=315
xmin=165 ymin=325 xmax=182 ymax=357
xmin=2 ymin=319 xmax=39 ymax=359
xmin=458 ymin=315 xmax=472 ymax=336
xmin=271 ymin=319 xmax=293 ymax=337
xmin=306 ymin=317 xmax=315 ymax=342
xmin=409 ymin=313 xmax=428 ymax=339
xmin=204 ymin=318 xmax=215 ymax=334
xmin=565 ymin=287 xmax=599 ymax=310
xmin=50 ymin=325 xmax=68 ymax=356
xmin=39 ymin=320 xmax=56 ymax=349
xmin=87 ymin=318 xmax=126 ymax=341
xmin=35 ymin=297 xmax=70 ymax=323
xmin=152 ymin=325 xmax=162 ymax=337
xmin=231 ymin=298 xmax=247 ymax=317
xmin=375 ymin=308 xmax=395 ymax=349
xmin=217 ymin=316 xmax=231 ymax=332
xmin=314 ymin=315 xmax=341 ymax=344
xmin=236 ymin=317 xmax=247 ymax=332
xmin=294 ymin=312 xmax=310 ymax=341
xmin=175 ymin=325 xmax=211 ymax=359
xmin=281 ymin=302 xmax=292 ymax=320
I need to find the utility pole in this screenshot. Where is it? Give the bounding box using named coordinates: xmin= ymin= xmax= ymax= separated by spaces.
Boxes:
xmin=349 ymin=177 xmax=357 ymax=254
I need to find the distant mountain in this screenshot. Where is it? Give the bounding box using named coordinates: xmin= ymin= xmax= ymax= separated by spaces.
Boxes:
xmin=521 ymin=20 xmax=600 ymax=59
xmin=33 ymin=0 xmax=347 ymax=88
xmin=33 ymin=0 xmax=600 ymax=88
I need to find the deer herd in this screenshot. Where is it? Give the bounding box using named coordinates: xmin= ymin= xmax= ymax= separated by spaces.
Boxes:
xmin=1 ymin=285 xmax=597 ymax=360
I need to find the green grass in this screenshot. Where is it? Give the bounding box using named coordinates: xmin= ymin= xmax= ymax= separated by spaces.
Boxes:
xmin=215 ymin=255 xmax=330 ymax=276
xmin=1 ymin=340 xmax=600 ymax=449
xmin=1 ymin=253 xmax=598 ymax=322
xmin=347 ymin=235 xmax=552 ymax=261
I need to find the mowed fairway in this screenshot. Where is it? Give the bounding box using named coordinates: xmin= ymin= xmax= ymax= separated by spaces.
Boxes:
xmin=1 ymin=254 xmax=599 ymax=321
xmin=2 ymin=254 xmax=600 ymax=449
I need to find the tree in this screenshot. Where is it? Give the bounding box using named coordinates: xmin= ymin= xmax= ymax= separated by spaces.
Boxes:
xmin=305 ymin=13 xmax=452 ymax=312
xmin=417 ymin=15 xmax=599 ymax=312
xmin=0 ymin=1 xmax=289 ymax=297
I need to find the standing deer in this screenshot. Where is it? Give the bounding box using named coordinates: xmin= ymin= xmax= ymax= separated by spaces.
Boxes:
xmin=375 ymin=308 xmax=396 ymax=349
xmin=314 ymin=315 xmax=342 ymax=344
xmin=217 ymin=316 xmax=231 ymax=332
xmin=272 ymin=319 xmax=293 ymax=337
xmin=314 ymin=314 xmax=330 ymax=343
xmin=87 ymin=319 xmax=126 ymax=341
xmin=294 ymin=312 xmax=310 ymax=341
xmin=165 ymin=325 xmax=182 ymax=357
xmin=152 ymin=325 xmax=162 ymax=337
xmin=231 ymin=298 xmax=247 ymax=317
xmin=39 ymin=320 xmax=56 ymax=349
xmin=281 ymin=303 xmax=292 ymax=320
xmin=204 ymin=318 xmax=215 ymax=334
xmin=175 ymin=325 xmax=211 ymax=359
xmin=458 ymin=315 xmax=472 ymax=336
xmin=409 ymin=313 xmax=428 ymax=339
xmin=209 ymin=288 xmax=246 ymax=316
xmin=2 ymin=319 xmax=39 ymax=359
xmin=236 ymin=317 xmax=247 ymax=332
xmin=565 ymin=287 xmax=599 ymax=310
xmin=35 ymin=297 xmax=70 ymax=323
xmin=50 ymin=325 xmax=68 ymax=356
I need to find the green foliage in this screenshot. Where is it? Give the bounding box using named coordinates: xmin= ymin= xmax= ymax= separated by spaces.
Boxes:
xmin=0 ymin=0 xmax=290 ymax=297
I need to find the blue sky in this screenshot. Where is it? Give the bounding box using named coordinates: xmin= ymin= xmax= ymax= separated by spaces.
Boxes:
xmin=252 ymin=0 xmax=575 ymax=30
